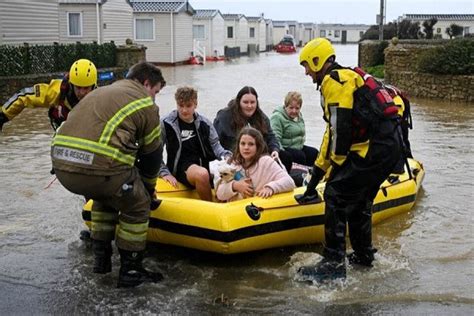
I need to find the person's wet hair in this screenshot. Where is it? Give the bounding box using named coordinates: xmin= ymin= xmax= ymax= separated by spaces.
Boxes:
xmin=230 ymin=86 xmax=268 ymax=134
xmin=127 ymin=62 xmax=166 ymax=88
xmin=175 ymin=86 xmax=197 ymax=104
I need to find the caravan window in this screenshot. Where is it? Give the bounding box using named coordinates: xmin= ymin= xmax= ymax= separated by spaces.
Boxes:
xmin=135 ymin=18 xmax=155 ymax=41
xmin=227 ymin=26 xmax=234 ymax=38
xmin=193 ymin=25 xmax=205 ymax=39
xmin=67 ymin=12 xmax=82 ymax=37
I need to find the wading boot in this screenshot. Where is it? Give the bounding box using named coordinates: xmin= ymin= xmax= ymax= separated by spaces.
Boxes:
xmin=348 ymin=249 xmax=377 ymax=267
xmin=297 ymin=258 xmax=346 ymax=283
xmin=79 ymin=230 xmax=92 ymax=248
xmin=92 ymin=239 xmax=112 ymax=274
xmin=79 ymin=229 xmax=91 ymax=242
xmin=117 ymin=249 xmax=163 ymax=288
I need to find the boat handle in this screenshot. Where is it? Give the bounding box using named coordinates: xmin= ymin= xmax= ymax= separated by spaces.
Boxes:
xmin=246 ymin=203 xmax=264 ymax=221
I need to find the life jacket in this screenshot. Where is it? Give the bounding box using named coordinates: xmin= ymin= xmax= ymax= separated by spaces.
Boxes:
xmin=351 ymin=67 xmax=402 ymax=142
xmin=48 ymin=74 xmax=79 ymax=130
xmin=384 ymin=83 xmax=413 ymax=130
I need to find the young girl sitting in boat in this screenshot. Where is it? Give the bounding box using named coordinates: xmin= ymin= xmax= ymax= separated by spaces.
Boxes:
xmin=216 ymin=127 xmax=295 ymax=202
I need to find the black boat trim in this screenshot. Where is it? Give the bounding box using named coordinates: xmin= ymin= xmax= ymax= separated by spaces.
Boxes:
xmin=82 ymin=194 xmax=416 ymax=243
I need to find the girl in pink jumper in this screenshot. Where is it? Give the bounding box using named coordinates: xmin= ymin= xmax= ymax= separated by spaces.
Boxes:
xmin=216 ymin=127 xmax=295 ymax=201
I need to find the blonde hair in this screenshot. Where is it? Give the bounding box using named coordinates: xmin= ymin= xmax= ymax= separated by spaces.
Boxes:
xmin=175 ymin=86 xmax=197 ymax=104
xmin=284 ymin=91 xmax=303 ymax=108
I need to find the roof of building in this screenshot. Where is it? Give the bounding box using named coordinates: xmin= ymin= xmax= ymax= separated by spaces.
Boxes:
xmin=272 ymin=21 xmax=288 ymax=27
xmin=222 ymin=14 xmax=246 ymax=21
xmin=402 ymin=14 xmax=474 ymax=21
xmin=246 ymin=16 xmax=264 ymax=22
xmin=302 ymin=22 xmax=315 ymax=28
xmin=317 ymin=23 xmax=370 ymax=30
xmin=59 ymin=0 xmax=108 ymax=4
xmin=194 ymin=9 xmax=221 ymax=19
xmin=129 ymin=0 xmax=194 ymax=14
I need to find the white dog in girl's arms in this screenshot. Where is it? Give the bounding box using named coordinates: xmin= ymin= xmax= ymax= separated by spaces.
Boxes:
xmin=210 ymin=158 xmax=237 ymax=188
xmin=210 ymin=158 xmax=247 ymax=201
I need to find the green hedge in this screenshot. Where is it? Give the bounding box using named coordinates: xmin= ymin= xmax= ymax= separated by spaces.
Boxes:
xmin=417 ymin=39 xmax=474 ymax=75
xmin=371 ymin=41 xmax=389 ymax=67
xmin=366 ymin=65 xmax=385 ymax=79
xmin=0 ymin=42 xmax=116 ymax=77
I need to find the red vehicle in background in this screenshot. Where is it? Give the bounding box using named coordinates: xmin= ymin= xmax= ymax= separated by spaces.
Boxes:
xmin=275 ymin=35 xmax=296 ymax=53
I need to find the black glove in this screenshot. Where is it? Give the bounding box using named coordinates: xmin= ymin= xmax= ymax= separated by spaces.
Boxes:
xmin=294 ymin=166 xmax=325 ymax=205
xmin=150 ymin=195 xmax=161 ymax=210
xmin=306 ymin=166 xmax=325 ymax=195
xmin=0 ymin=112 xmax=9 ymax=131
xmin=145 ymin=184 xmax=161 ymax=210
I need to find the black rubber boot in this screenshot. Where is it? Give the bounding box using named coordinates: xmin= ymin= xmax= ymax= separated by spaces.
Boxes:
xmin=117 ymin=249 xmax=163 ymax=288
xmin=92 ymin=239 xmax=112 ymax=274
xmin=297 ymin=258 xmax=346 ymax=283
xmin=348 ymin=248 xmax=377 ymax=267
xmin=79 ymin=230 xmax=92 ymax=249
xmin=79 ymin=230 xmax=91 ymax=242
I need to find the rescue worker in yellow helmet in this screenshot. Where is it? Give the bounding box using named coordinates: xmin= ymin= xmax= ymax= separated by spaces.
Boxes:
xmin=0 ymin=59 xmax=97 ymax=131
xmin=51 ymin=61 xmax=166 ymax=288
xmin=295 ymin=38 xmax=401 ymax=283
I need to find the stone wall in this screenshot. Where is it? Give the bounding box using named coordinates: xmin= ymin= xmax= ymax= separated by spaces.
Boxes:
xmin=386 ymin=71 xmax=473 ymax=102
xmin=358 ymin=40 xmax=388 ymax=68
xmin=115 ymin=44 xmax=147 ymax=68
xmin=358 ymin=39 xmax=473 ymax=102
xmin=0 ymin=45 xmax=146 ymax=104
xmin=384 ymin=40 xmax=473 ymax=103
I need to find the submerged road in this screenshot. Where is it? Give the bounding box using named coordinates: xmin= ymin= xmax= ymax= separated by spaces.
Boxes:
xmin=0 ymin=45 xmax=473 ymax=314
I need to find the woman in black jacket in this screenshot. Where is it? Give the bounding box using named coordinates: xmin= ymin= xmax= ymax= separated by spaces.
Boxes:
xmin=213 ymin=86 xmax=292 ymax=172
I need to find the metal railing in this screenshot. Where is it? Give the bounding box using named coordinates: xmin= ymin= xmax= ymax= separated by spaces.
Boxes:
xmin=193 ymin=39 xmax=206 ymax=65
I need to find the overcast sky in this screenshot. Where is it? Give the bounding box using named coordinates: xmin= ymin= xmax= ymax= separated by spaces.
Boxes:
xmin=189 ymin=0 xmax=473 ymax=24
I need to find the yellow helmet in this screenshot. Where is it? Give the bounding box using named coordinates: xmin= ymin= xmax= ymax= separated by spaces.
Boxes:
xmin=299 ymin=38 xmax=335 ymax=72
xmin=69 ymin=59 xmax=97 ymax=87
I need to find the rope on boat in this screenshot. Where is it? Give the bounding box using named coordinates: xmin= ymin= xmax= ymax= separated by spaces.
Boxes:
xmin=44 ymin=176 xmax=57 ymax=189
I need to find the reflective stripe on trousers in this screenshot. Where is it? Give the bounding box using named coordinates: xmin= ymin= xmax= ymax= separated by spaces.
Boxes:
xmin=91 ymin=208 xmax=119 ymax=241
xmin=117 ymin=220 xmax=149 ymax=243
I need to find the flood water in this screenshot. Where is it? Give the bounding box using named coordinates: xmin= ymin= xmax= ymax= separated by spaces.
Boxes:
xmin=1 ymin=45 xmax=473 ymax=314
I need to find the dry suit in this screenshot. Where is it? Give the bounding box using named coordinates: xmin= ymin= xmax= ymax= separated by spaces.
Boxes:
xmin=313 ymin=64 xmax=401 ymax=264
xmin=51 ymin=79 xmax=161 ymax=252
xmin=1 ymin=75 xmax=80 ymax=131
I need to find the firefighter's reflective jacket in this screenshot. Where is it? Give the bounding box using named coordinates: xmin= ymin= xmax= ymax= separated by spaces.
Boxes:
xmin=1 ymin=76 xmax=79 ymax=130
xmin=51 ymin=79 xmax=161 ymax=179
xmin=315 ymin=67 xmax=377 ymax=173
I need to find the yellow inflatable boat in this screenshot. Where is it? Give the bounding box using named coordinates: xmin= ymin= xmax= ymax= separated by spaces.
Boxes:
xmin=82 ymin=158 xmax=424 ymax=254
